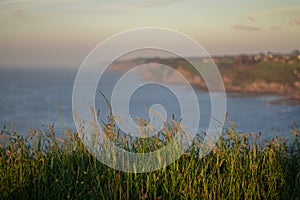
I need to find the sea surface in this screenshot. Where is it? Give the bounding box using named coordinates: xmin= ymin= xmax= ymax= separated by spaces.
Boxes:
xmin=0 ymin=67 xmax=299 ymax=141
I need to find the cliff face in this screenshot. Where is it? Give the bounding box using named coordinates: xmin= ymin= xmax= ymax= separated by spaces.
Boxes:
xmin=224 ymin=77 xmax=300 ymax=99
xmin=175 ymin=67 xmax=300 ymax=100
xmin=149 ymin=67 xmax=300 ymax=100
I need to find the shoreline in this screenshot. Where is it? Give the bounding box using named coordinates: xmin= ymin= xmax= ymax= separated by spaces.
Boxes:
xmin=109 ymin=57 xmax=300 ymax=103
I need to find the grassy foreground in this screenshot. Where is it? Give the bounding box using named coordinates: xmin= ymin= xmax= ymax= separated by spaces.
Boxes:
xmin=0 ymin=122 xmax=299 ymax=199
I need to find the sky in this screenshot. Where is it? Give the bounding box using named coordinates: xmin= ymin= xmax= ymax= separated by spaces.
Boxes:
xmin=0 ymin=0 xmax=299 ymax=69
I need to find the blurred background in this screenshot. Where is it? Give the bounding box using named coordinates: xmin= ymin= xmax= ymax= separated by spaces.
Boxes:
xmin=0 ymin=0 xmax=299 ymax=141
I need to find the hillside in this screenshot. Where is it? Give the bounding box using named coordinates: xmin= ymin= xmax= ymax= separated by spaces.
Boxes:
xmin=110 ymin=50 xmax=300 ymax=101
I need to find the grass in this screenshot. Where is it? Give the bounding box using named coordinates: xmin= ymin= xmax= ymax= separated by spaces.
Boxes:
xmin=0 ymin=118 xmax=299 ymax=199
xmin=234 ymin=61 xmax=300 ymax=86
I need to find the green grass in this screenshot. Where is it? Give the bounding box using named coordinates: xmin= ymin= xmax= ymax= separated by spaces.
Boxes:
xmin=0 ymin=120 xmax=299 ymax=199
xmin=237 ymin=61 xmax=300 ymax=86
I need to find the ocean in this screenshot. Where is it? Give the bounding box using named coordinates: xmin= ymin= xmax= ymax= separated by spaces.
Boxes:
xmin=0 ymin=67 xmax=299 ymax=141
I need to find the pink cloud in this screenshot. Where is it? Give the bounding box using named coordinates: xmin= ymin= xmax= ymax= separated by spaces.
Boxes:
xmin=246 ymin=16 xmax=255 ymax=22
xmin=294 ymin=17 xmax=300 ymax=25
xmin=288 ymin=17 xmax=300 ymax=25
xmin=12 ymin=8 xmax=25 ymax=17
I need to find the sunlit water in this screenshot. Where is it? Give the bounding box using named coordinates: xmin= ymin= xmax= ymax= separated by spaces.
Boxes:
xmin=0 ymin=68 xmax=299 ymax=141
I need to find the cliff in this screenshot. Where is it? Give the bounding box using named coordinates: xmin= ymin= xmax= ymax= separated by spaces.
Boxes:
xmin=109 ymin=53 xmax=300 ymax=101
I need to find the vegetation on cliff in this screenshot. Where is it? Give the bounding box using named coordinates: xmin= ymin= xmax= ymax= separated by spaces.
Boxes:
xmin=111 ymin=50 xmax=300 ymax=100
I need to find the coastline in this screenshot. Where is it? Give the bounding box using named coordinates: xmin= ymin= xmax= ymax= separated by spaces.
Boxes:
xmin=109 ymin=56 xmax=300 ymax=103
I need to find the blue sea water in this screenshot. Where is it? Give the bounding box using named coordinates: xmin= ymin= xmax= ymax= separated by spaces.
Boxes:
xmin=0 ymin=67 xmax=299 ymax=141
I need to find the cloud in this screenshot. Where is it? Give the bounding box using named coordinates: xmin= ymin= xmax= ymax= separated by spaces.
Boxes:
xmin=233 ymin=25 xmax=260 ymax=31
xmin=12 ymin=8 xmax=25 ymax=17
xmin=246 ymin=16 xmax=255 ymax=22
xmin=294 ymin=17 xmax=300 ymax=25
xmin=250 ymin=6 xmax=300 ymax=27
xmin=253 ymin=6 xmax=300 ymax=17
xmin=287 ymin=17 xmax=300 ymax=25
